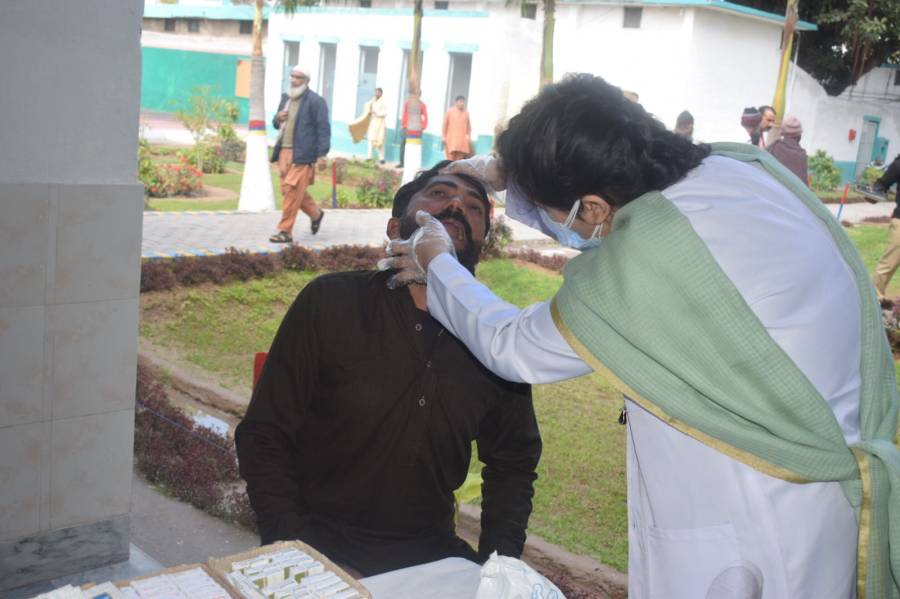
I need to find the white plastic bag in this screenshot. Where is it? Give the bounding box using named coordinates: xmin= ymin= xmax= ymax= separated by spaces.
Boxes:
xmin=474 ymin=552 xmax=566 ymax=599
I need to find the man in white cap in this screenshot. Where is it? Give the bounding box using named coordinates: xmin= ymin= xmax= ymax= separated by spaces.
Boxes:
xmin=269 ymin=65 xmax=331 ymax=243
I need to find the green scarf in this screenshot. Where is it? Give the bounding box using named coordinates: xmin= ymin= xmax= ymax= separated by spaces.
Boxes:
xmin=552 ymin=142 xmax=900 ymax=598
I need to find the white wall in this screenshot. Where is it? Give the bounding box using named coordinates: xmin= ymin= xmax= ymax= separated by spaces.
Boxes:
xmin=788 ymin=66 xmax=900 ymax=169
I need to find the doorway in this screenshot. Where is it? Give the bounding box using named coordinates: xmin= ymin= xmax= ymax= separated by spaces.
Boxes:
xmin=855 ymin=116 xmax=880 ymax=179
xmin=445 ymin=52 xmax=472 ymax=112
xmin=355 ymin=46 xmax=380 ymax=118
xmin=281 ymin=41 xmax=300 ymax=92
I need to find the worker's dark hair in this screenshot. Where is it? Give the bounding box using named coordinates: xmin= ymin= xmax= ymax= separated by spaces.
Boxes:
xmin=497 ymin=73 xmax=710 ymax=209
xmin=375 ymin=87 xmax=383 ymax=93
xmin=455 ymin=95 xmax=466 ymax=101
xmin=392 ymin=160 xmax=491 ymax=233
xmin=758 ymin=104 xmax=776 ymax=116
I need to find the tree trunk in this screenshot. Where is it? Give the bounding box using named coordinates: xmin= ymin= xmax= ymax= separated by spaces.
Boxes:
xmin=769 ymin=0 xmax=797 ymax=144
xmin=239 ymin=0 xmax=276 ymax=212
xmin=540 ymin=0 xmax=555 ymax=89
xmin=402 ymin=0 xmax=424 ymax=183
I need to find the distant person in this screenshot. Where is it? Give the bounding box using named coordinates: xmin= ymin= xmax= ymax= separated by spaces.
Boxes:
xmin=740 ymin=107 xmax=762 ymax=145
xmin=767 ymin=116 xmax=808 ymax=184
xmin=860 ymin=154 xmax=900 ymax=306
xmin=442 ymin=95 xmax=473 ymax=160
xmin=366 ymin=87 xmax=388 ymax=164
xmin=758 ymin=105 xmax=777 ymax=148
xmin=673 ymin=110 xmax=694 ymax=141
xmin=399 ymin=89 xmax=428 ymax=168
xmin=269 ymin=66 xmax=330 ymax=243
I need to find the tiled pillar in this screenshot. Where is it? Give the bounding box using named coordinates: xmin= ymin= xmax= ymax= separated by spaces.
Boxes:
xmin=0 ymin=1 xmax=144 ymax=590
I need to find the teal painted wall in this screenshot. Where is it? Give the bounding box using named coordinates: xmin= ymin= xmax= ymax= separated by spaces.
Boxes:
xmin=141 ymin=47 xmax=250 ymax=122
xmin=835 ymin=161 xmax=857 ymax=184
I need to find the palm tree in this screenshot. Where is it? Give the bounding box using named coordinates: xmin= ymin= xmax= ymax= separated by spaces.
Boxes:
xmin=768 ymin=0 xmax=798 ymax=143
xmin=238 ymin=0 xmax=312 ymax=212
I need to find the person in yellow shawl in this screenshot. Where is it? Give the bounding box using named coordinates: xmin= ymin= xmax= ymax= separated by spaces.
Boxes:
xmin=366 ymin=87 xmax=387 ymax=164
xmin=379 ymin=74 xmax=900 ymax=599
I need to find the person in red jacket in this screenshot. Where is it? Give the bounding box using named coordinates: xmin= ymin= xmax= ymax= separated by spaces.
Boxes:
xmin=398 ymin=90 xmax=428 ymax=168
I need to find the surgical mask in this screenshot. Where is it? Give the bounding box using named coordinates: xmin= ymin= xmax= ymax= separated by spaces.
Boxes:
xmin=537 ymin=200 xmax=604 ymax=250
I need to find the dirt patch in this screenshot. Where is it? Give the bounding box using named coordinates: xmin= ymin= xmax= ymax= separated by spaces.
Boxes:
xmin=166 ymin=184 xmax=236 ymax=203
xmin=510 ymin=258 xmax=565 ymax=277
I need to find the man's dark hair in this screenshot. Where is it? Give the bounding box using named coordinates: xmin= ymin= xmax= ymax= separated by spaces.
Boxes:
xmin=675 ymin=110 xmax=694 ymax=128
xmin=375 ymin=87 xmax=383 ymax=93
xmin=392 ymin=160 xmax=491 ymax=233
xmin=455 ymin=95 xmax=466 ymax=102
xmin=497 ymin=73 xmax=710 ymax=209
xmin=758 ymin=105 xmax=776 ymax=117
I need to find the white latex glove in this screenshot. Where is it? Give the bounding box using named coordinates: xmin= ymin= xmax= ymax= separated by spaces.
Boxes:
xmin=377 ymin=211 xmax=457 ymax=289
xmin=440 ymin=154 xmax=507 ymax=192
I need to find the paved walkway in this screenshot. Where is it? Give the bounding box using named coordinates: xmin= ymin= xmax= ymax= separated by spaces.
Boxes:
xmin=142 ymin=208 xmax=558 ymax=259
xmin=141 ymin=202 xmax=891 ymax=260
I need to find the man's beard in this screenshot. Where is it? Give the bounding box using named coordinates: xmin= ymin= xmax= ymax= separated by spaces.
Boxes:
xmin=287 ymin=84 xmax=308 ymax=99
xmin=399 ymin=208 xmax=482 ymax=274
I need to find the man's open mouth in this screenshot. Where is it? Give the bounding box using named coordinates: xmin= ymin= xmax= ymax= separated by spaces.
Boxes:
xmin=440 ymin=218 xmax=469 ymax=243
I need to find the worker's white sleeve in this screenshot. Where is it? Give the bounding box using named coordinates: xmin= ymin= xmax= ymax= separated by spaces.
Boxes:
xmin=426 ymin=253 xmax=592 ymax=384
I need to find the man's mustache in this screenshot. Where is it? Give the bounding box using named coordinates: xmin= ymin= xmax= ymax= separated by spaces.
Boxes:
xmin=434 ymin=208 xmax=472 ymax=243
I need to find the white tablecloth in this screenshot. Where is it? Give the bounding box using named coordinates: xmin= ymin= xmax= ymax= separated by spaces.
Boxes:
xmin=360 ymin=557 xmax=482 ymax=599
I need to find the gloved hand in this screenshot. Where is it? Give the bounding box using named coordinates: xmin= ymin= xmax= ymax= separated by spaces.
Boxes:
xmin=439 ymin=155 xmax=507 ymax=192
xmin=377 ymin=210 xmax=457 ymax=289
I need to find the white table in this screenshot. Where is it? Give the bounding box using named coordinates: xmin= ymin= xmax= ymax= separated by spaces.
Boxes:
xmin=360 ymin=557 xmax=482 ymax=599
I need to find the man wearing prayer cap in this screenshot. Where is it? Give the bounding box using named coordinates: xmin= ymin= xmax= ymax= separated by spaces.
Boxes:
xmin=237 ymin=161 xmax=541 ymax=576
xmin=269 ymin=65 xmax=330 ymax=243
xmin=740 ymin=107 xmax=762 ymax=145
xmin=767 ymin=116 xmax=808 ymax=184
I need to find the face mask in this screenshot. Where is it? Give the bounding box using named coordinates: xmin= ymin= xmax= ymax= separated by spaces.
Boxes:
xmin=537 ymin=200 xmax=604 ymax=250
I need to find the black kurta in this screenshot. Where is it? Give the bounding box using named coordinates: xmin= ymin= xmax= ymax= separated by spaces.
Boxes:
xmin=235 ymin=270 xmax=542 ymax=576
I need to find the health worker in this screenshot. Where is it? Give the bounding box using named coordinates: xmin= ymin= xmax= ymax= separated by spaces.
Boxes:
xmin=379 ymin=74 xmax=899 ymax=599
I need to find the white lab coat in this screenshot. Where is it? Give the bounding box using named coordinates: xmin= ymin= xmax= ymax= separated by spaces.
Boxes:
xmin=426 ymin=156 xmax=860 ymax=598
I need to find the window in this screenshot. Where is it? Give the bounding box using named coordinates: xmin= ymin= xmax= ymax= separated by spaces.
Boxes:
xmin=623 ymin=6 xmax=642 ymax=28
xmin=894 ymin=70 xmax=900 ymax=86
xmin=359 ymin=0 xmax=372 ymax=7
xmin=282 ymin=41 xmax=300 ymax=91
xmin=521 ymin=3 xmax=537 ymax=19
xmin=239 ymin=20 xmax=253 ymax=35
xmin=434 ymin=0 xmax=449 ymax=8
xmin=164 ymin=18 xmax=176 ymax=32
xmin=187 ymin=19 xmax=200 ymax=33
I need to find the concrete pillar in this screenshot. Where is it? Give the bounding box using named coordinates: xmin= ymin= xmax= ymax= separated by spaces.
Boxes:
xmin=0 ymin=0 xmax=144 ymax=589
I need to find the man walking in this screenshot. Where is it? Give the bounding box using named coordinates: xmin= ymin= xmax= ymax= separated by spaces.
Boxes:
xmin=860 ymin=154 xmax=900 ymax=306
xmin=269 ymin=66 xmax=330 ymax=243
xmin=442 ymin=95 xmax=472 ymax=160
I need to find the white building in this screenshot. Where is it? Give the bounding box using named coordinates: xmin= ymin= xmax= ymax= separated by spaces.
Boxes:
xmin=266 ymin=0 xmax=899 ymax=181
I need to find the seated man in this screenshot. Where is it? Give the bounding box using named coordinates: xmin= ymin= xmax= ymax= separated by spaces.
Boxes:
xmin=235 ymin=162 xmax=542 ymax=577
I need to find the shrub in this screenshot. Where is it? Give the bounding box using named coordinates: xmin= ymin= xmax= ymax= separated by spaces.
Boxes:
xmin=220 ymin=248 xmax=280 ymax=280
xmin=280 ymin=245 xmax=319 ymax=271
xmin=482 ymin=216 xmax=514 ymax=259
xmin=180 ymin=141 xmax=227 ymax=174
xmin=506 ymin=249 xmax=570 ymax=274
xmin=134 ymin=365 xmax=256 ymax=530
xmin=172 ymin=256 xmax=227 ymax=285
xmin=860 ymin=165 xmax=884 ymax=186
xmin=141 ymin=261 xmax=178 ymax=293
xmin=331 ymin=157 xmax=350 ymax=185
xmin=316 ymin=245 xmax=384 ymax=272
xmin=809 ymin=150 xmax=842 ymax=192
xmin=356 ymin=168 xmax=401 ymax=208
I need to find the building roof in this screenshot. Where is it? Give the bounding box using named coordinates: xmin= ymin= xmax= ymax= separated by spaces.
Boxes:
xmin=144 ymin=3 xmax=269 ymax=21
xmin=562 ymin=0 xmax=817 ymax=30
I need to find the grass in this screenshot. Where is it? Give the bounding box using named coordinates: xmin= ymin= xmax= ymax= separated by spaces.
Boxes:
xmin=846 ymin=224 xmax=900 ymax=297
xmin=144 ymin=145 xmax=391 ymax=212
xmin=139 ymin=258 xmax=629 ymax=570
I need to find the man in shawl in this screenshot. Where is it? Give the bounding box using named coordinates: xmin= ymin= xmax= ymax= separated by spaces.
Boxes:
xmin=740 ymin=106 xmax=762 ymax=145
xmin=366 ymin=87 xmax=388 ymax=164
xmin=442 ymin=95 xmax=472 ymax=160
xmin=767 ymin=115 xmax=808 ymax=184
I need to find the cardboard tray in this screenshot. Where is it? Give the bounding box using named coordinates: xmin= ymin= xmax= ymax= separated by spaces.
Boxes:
xmin=105 ymin=562 xmax=241 ymax=597
xmin=208 ymin=540 xmax=372 ymax=598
